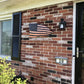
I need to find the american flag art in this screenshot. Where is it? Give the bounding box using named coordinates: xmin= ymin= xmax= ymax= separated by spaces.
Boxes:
xmin=29 ymin=23 xmax=52 ymax=38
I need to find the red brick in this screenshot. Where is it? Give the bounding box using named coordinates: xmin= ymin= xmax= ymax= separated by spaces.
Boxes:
xmin=34 ymin=14 xmax=41 ymax=16
xmin=62 ymin=38 xmax=72 ymax=40
xmin=45 ymin=15 xmax=53 ymax=18
xmin=63 ymin=12 xmax=73 ymax=15
xmin=54 ymin=7 xmax=62 ymax=10
xmin=45 ymin=9 xmax=53 ymax=12
xmin=48 ymin=64 xmax=56 ymax=67
xmin=58 ymin=35 xmax=66 ymax=37
xmin=59 ymin=9 xmax=68 ymax=13
xmin=42 ymin=12 xmax=48 ymax=15
xmin=33 ymin=56 xmax=40 ymax=59
xmin=49 ymin=41 xmax=57 ymax=43
xmin=62 ymin=44 xmax=72 ymax=47
xmin=52 ymin=38 xmax=61 ymax=40
xmin=50 ymin=11 xmax=58 ymax=14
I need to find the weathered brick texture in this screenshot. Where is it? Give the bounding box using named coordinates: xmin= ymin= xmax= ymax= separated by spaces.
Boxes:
xmin=11 ymin=1 xmax=73 ymax=84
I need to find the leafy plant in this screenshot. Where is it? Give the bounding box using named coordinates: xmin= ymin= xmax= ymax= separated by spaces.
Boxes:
xmin=0 ymin=57 xmax=27 ymax=84
xmin=11 ymin=78 xmax=27 ymax=84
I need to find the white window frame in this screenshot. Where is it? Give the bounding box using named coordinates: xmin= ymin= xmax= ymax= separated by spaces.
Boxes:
xmin=0 ymin=19 xmax=12 ymax=61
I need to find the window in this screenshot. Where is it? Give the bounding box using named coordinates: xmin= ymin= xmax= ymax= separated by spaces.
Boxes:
xmin=0 ymin=12 xmax=21 ymax=61
xmin=0 ymin=20 xmax=12 ymax=59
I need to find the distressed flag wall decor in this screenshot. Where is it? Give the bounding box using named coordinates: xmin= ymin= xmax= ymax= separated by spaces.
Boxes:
xmin=29 ymin=23 xmax=52 ymax=38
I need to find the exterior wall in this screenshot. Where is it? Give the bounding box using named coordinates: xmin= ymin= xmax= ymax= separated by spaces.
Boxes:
xmin=11 ymin=1 xmax=73 ymax=84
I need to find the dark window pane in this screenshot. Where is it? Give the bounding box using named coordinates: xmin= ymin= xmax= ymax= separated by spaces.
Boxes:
xmin=12 ymin=37 xmax=19 ymax=58
xmin=13 ymin=14 xmax=20 ymax=35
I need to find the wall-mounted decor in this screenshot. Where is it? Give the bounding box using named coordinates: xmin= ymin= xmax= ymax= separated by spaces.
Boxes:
xmin=55 ymin=57 xmax=68 ymax=65
xmin=29 ymin=23 xmax=52 ymax=38
xmin=59 ymin=18 xmax=66 ymax=29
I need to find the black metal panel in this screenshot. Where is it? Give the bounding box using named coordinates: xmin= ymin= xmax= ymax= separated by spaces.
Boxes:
xmin=63 ymin=6 xmax=73 ymax=9
xmin=30 ymin=17 xmax=37 ymax=20
xmin=12 ymin=37 xmax=19 ymax=58
xmin=12 ymin=12 xmax=21 ymax=60
xmin=13 ymin=14 xmax=20 ymax=35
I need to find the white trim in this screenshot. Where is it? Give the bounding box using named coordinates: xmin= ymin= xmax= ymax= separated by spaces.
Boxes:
xmin=0 ymin=55 xmax=11 ymax=61
xmin=0 ymin=0 xmax=7 ymax=3
xmin=74 ymin=0 xmax=84 ymax=3
xmin=0 ymin=22 xmax=1 ymax=54
xmin=72 ymin=2 xmax=76 ymax=84
xmin=0 ymin=0 xmax=73 ymax=15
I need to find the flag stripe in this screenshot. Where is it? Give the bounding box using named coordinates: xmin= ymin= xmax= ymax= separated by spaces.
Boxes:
xmin=30 ymin=31 xmax=51 ymax=34
xmin=30 ymin=33 xmax=48 ymax=35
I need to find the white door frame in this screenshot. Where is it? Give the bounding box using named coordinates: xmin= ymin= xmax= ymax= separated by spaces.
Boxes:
xmin=72 ymin=2 xmax=76 ymax=84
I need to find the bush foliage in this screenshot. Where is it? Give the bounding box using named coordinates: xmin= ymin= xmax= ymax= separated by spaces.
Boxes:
xmin=0 ymin=57 xmax=26 ymax=84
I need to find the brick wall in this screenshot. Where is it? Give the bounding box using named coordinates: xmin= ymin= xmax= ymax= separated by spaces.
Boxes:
xmin=11 ymin=1 xmax=73 ymax=84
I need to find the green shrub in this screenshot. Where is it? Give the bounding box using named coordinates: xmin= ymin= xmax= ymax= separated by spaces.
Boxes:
xmin=0 ymin=57 xmax=27 ymax=84
xmin=11 ymin=78 xmax=27 ymax=84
